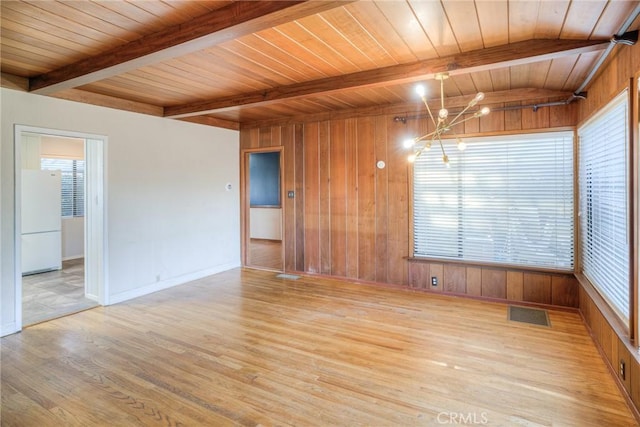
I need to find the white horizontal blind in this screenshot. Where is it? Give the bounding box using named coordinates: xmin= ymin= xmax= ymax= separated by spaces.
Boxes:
xmin=41 ymin=158 xmax=85 ymax=217
xmin=578 ymin=91 xmax=629 ymax=322
xmin=413 ymin=131 xmax=574 ymax=270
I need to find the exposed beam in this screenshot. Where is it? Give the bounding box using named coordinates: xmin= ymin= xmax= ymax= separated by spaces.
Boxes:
xmin=1 ymin=72 xmax=28 ymax=91
xmin=165 ymin=39 xmax=609 ymax=119
xmin=178 ymin=116 xmax=239 ymax=131
xmin=29 ymin=1 xmax=355 ymax=95
xmin=51 ymin=89 xmax=164 ymax=116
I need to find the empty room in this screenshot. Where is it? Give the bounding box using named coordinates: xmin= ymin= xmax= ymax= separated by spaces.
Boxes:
xmin=1 ymin=1 xmax=640 ymax=425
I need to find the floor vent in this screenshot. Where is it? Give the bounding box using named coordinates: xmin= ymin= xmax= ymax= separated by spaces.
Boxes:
xmin=276 ymin=273 xmax=300 ymax=280
xmin=508 ymin=306 xmax=550 ymax=327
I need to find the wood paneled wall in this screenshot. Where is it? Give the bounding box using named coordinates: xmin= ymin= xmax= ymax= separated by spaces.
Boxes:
xmin=240 ymin=97 xmax=579 ymax=304
xmin=408 ymin=260 xmax=578 ymax=308
xmin=575 ymin=39 xmax=640 ymax=419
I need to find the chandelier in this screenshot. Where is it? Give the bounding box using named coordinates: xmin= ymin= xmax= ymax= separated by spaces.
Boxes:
xmin=404 ymin=72 xmax=490 ymax=167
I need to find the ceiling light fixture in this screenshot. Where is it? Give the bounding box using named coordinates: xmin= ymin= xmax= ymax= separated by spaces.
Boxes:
xmin=404 ymin=72 xmax=490 ymax=167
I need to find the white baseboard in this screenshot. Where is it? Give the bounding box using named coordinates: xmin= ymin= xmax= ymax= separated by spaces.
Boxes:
xmin=1 ymin=322 xmax=19 ymax=337
xmin=62 ymin=255 xmax=84 ymax=261
xmin=108 ymin=261 xmax=241 ymax=305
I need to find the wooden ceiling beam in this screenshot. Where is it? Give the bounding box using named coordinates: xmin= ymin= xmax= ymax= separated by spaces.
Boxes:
xmin=29 ymin=1 xmax=355 ymax=95
xmin=164 ymin=38 xmax=608 ymax=118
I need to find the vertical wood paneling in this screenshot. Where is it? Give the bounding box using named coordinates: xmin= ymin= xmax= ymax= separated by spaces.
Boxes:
xmin=430 ymin=263 xmax=444 ymax=292
xmin=409 ymin=262 xmax=429 ymax=289
xmin=282 ymin=125 xmax=297 ymax=272
xmin=374 ymin=116 xmax=389 ymax=283
xmin=504 ymin=101 xmax=522 ymax=131
xmin=552 ymin=275 xmax=578 ymax=307
xmin=481 ymin=269 xmax=506 ymax=299
xmin=506 ymin=271 xmax=524 ymax=301
xmin=329 ymin=119 xmax=347 ymax=277
xmin=523 ymin=273 xmax=551 ymax=304
xmin=319 ymin=121 xmax=332 ymax=275
xmin=357 ymin=117 xmax=376 ymax=281
xmin=444 ymin=264 xmax=466 ymax=293
xmin=467 ymin=267 xmax=482 ymax=296
xmin=304 ymin=122 xmax=320 ymax=273
xmin=294 ymin=124 xmax=305 ymax=271
xmin=386 ymin=119 xmax=409 ymax=285
xmin=345 ymin=118 xmax=359 ymax=278
xmin=241 ymin=96 xmax=582 ymax=304
xmin=522 ymin=101 xmax=550 ymax=129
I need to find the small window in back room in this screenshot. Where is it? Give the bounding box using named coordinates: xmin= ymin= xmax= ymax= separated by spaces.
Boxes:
xmin=41 ymin=158 xmax=85 ymax=217
xmin=249 ymin=152 xmax=281 ymax=207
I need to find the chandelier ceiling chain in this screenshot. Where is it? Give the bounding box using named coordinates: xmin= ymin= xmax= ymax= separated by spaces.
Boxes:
xmin=404 ymin=72 xmax=490 ymax=167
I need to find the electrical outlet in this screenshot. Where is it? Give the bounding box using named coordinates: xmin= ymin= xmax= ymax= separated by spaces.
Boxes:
xmin=431 ymin=276 xmax=438 ymax=286
xmin=619 ymin=360 xmax=626 ymax=380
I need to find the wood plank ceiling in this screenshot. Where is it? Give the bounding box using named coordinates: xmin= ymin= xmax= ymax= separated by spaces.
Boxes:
xmin=2 ymin=0 xmax=639 ymax=130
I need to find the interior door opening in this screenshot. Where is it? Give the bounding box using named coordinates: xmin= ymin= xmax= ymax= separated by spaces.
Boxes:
xmin=242 ymin=148 xmax=284 ymax=271
xmin=14 ymin=125 xmax=107 ymax=330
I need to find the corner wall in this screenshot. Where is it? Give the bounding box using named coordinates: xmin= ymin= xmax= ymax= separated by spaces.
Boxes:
xmin=575 ymin=40 xmax=640 ymax=417
xmin=1 ymin=88 xmax=241 ymax=336
xmin=240 ymin=97 xmax=578 ymax=307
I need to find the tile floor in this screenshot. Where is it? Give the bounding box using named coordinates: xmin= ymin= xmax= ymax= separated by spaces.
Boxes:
xmin=22 ymin=258 xmax=98 ymax=326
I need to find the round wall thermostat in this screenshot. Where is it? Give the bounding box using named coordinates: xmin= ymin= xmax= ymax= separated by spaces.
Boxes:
xmin=376 ymin=160 xmax=386 ymax=169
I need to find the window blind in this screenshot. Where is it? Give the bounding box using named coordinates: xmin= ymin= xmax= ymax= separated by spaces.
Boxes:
xmin=413 ymin=131 xmax=574 ymax=270
xmin=578 ymin=91 xmax=629 ymax=322
xmin=41 ymin=158 xmax=85 ymax=217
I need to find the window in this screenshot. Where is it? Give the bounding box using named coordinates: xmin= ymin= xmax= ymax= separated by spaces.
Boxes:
xmin=41 ymin=158 xmax=85 ymax=217
xmin=412 ymin=131 xmax=574 ymax=271
xmin=578 ymin=91 xmax=629 ymax=322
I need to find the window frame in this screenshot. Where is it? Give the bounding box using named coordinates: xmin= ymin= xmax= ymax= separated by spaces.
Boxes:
xmin=40 ymin=157 xmax=85 ymax=218
xmin=577 ymin=89 xmax=631 ymax=325
xmin=409 ymin=129 xmax=576 ymax=273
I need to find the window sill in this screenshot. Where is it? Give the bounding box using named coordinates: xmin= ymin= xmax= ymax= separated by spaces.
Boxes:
xmin=406 ymin=256 xmax=575 ymax=275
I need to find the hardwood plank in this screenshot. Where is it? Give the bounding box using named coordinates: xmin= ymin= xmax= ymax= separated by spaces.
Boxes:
xmin=481 ymin=269 xmax=506 ymax=299
xmin=2 ymin=268 xmax=637 ymax=426
xmin=523 ymin=273 xmax=552 ymax=304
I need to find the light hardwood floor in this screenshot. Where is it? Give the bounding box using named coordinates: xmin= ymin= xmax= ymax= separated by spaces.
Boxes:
xmin=2 ymin=268 xmax=637 ymax=426
xmin=22 ymin=258 xmax=97 ymax=326
xmin=248 ymin=238 xmax=282 ymax=271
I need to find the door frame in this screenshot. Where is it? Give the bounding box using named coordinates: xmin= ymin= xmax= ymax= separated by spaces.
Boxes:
xmin=14 ymin=125 xmax=108 ymax=330
xmin=240 ymin=146 xmax=285 ymax=270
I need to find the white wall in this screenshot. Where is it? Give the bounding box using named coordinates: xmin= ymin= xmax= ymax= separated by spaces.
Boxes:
xmin=250 ymin=207 xmax=282 ymax=240
xmin=1 ymin=88 xmax=240 ymax=335
xmin=62 ymin=217 xmax=84 ymax=260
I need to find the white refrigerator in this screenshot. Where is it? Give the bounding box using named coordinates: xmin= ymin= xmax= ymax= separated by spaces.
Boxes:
xmin=22 ymin=169 xmax=62 ymax=275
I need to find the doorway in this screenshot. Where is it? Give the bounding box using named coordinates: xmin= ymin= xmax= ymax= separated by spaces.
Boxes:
xmin=241 ymin=147 xmax=284 ymax=271
xmin=14 ymin=125 xmax=107 ymax=330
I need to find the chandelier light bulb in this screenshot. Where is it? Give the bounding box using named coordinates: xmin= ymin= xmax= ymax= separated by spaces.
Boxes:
xmin=425 ymin=141 xmax=432 ymax=150
xmin=475 ymin=92 xmax=485 ymax=102
xmin=439 ymin=108 xmax=449 ymax=119
xmin=480 ymin=106 xmax=490 ymax=116
xmin=457 ymin=138 xmax=467 ymax=151
xmin=415 ymin=84 xmax=426 ymax=98
xmin=408 ymin=153 xmax=417 ymax=163
xmin=443 ymin=154 xmax=450 ymax=167
xmin=403 ymin=138 xmax=415 ymax=149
